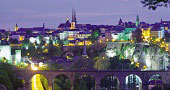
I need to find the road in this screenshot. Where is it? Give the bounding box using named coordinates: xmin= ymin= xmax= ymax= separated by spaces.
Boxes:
xmin=32 ymin=74 xmax=44 ymax=90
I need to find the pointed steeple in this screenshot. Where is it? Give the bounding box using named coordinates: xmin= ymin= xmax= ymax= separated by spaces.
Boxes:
xmin=72 ymin=9 xmax=77 ymax=24
xmin=43 ymin=22 xmax=45 ymax=28
xmin=70 ymin=9 xmax=77 ymax=29
xmin=74 ymin=9 xmax=77 ymax=24
xmin=136 ymin=15 xmax=140 ymax=27
xmin=118 ymin=18 xmax=123 ymax=25
xmin=15 ymin=23 xmax=19 ymax=31
xmin=161 ymin=19 xmax=163 ymax=24
xmin=82 ymin=39 xmax=87 ymax=56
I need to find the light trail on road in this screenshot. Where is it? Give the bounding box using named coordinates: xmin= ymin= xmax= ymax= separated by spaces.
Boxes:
xmin=32 ymin=74 xmax=44 ymax=90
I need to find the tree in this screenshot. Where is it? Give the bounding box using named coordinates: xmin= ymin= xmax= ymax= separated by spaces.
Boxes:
xmin=0 ymin=75 xmax=13 ymax=90
xmin=89 ymin=29 xmax=101 ymax=42
xmin=100 ymin=75 xmax=118 ymax=90
xmin=110 ymin=56 xmax=120 ymax=70
xmin=92 ymin=30 xmax=100 ymax=39
xmin=71 ymin=56 xmax=94 ymax=70
xmin=74 ymin=73 xmax=95 ymax=90
xmin=164 ymin=30 xmax=170 ymax=42
xmin=53 ymin=75 xmax=71 ymax=90
xmin=48 ymin=45 xmax=62 ymax=57
xmin=94 ymin=54 xmax=110 ymax=70
xmin=0 ymin=33 xmax=2 ymax=40
xmin=132 ymin=28 xmax=143 ymax=42
xmin=26 ymin=30 xmax=32 ymax=38
xmin=141 ymin=0 xmax=170 ymax=10
xmin=0 ymin=63 xmax=23 ymax=90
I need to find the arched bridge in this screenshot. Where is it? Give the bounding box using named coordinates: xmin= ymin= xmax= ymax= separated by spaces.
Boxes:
xmin=16 ymin=70 xmax=170 ymax=90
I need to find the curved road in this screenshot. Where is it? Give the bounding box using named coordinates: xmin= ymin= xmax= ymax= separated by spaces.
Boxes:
xmin=32 ymin=74 xmax=44 ymax=90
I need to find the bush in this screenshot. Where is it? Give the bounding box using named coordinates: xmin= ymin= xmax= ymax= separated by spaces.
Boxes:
xmin=0 ymin=63 xmax=24 ymax=90
xmin=0 ymin=75 xmax=13 ymax=90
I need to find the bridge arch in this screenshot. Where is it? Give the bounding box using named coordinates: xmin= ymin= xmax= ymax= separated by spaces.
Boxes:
xmin=15 ymin=70 xmax=170 ymax=90
xmin=100 ymin=74 xmax=120 ymax=90
xmin=74 ymin=74 xmax=96 ymax=90
xmin=125 ymin=74 xmax=142 ymax=90
xmin=148 ymin=74 xmax=163 ymax=90
xmin=52 ymin=74 xmax=71 ymax=90
xmin=29 ymin=74 xmax=48 ymax=90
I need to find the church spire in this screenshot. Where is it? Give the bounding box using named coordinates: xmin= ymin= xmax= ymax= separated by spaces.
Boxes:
xmin=161 ymin=19 xmax=163 ymax=23
xmin=70 ymin=9 xmax=77 ymax=29
xmin=118 ymin=18 xmax=123 ymax=26
xmin=136 ymin=15 xmax=140 ymax=27
xmin=15 ymin=23 xmax=19 ymax=31
xmin=43 ymin=22 xmax=45 ymax=28
xmin=72 ymin=9 xmax=77 ymax=24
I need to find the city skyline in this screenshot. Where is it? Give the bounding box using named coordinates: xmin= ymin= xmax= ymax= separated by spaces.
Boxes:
xmin=0 ymin=0 xmax=170 ymax=30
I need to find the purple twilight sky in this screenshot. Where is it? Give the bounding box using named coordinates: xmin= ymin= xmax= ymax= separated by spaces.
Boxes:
xmin=0 ymin=0 xmax=170 ymax=30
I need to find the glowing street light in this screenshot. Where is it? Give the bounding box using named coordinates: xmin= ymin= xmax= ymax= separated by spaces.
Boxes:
xmin=31 ymin=63 xmax=38 ymax=71
xmin=39 ymin=62 xmax=43 ymax=67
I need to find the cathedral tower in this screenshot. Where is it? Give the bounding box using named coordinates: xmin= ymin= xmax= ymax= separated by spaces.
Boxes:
xmin=118 ymin=18 xmax=124 ymax=26
xmin=43 ymin=22 xmax=45 ymax=28
xmin=136 ymin=15 xmax=140 ymax=27
xmin=70 ymin=9 xmax=77 ymax=29
xmin=15 ymin=23 xmax=18 ymax=31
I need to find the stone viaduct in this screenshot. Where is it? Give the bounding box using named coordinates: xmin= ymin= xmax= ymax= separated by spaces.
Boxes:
xmin=16 ymin=70 xmax=170 ymax=90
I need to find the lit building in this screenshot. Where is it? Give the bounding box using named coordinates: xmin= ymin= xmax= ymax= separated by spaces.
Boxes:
xmin=59 ymin=30 xmax=80 ymax=40
xmin=15 ymin=50 xmax=21 ymax=64
xmin=150 ymin=26 xmax=164 ymax=39
xmin=11 ymin=34 xmax=24 ymax=42
xmin=142 ymin=28 xmax=151 ymax=41
xmin=58 ymin=18 xmax=71 ymax=31
xmin=0 ymin=45 xmax=11 ymax=63
xmin=77 ymin=32 xmax=91 ymax=39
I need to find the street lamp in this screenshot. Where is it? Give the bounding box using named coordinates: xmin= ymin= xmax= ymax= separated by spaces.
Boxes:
xmin=31 ymin=63 xmax=38 ymax=71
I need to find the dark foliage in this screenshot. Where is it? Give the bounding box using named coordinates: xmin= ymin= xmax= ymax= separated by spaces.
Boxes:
xmin=132 ymin=28 xmax=143 ymax=42
xmin=164 ymin=30 xmax=170 ymax=42
xmin=110 ymin=56 xmax=137 ymax=70
xmin=74 ymin=73 xmax=95 ymax=90
xmin=53 ymin=75 xmax=71 ymax=90
xmin=100 ymin=75 xmax=118 ymax=90
xmin=71 ymin=56 xmax=94 ymax=70
xmin=141 ymin=0 xmax=170 ymax=10
xmin=0 ymin=63 xmax=23 ymax=90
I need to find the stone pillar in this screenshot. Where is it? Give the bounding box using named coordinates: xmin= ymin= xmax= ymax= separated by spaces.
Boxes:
xmin=48 ymin=76 xmax=54 ymax=90
xmin=119 ymin=82 xmax=125 ymax=90
xmin=118 ymin=75 xmax=125 ymax=90
xmin=142 ymin=83 xmax=148 ymax=90
xmin=95 ymin=83 xmax=101 ymax=90
xmin=161 ymin=73 xmax=170 ymax=90
xmin=24 ymin=78 xmax=30 ymax=90
xmin=95 ymin=78 xmax=101 ymax=90
xmin=142 ymin=79 xmax=149 ymax=90
xmin=70 ymin=81 xmax=74 ymax=90
xmin=48 ymin=82 xmax=53 ymax=90
xmin=68 ymin=73 xmax=75 ymax=90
